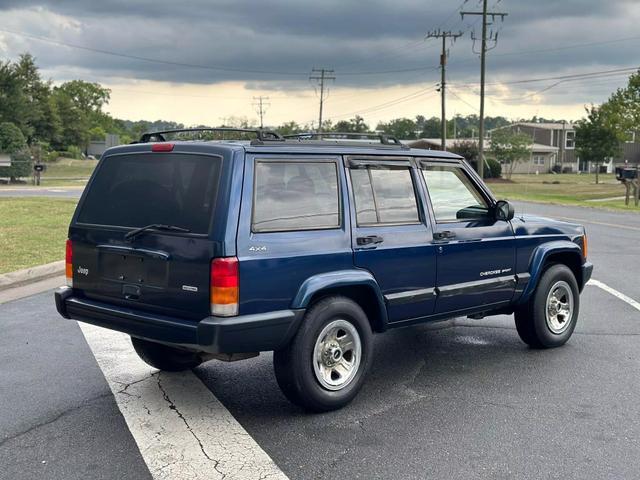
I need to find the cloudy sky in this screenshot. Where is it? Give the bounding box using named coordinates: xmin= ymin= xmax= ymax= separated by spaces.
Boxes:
xmin=1 ymin=0 xmax=639 ymax=127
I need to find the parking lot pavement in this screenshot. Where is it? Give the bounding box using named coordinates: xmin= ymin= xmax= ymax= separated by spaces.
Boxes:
xmin=195 ymin=285 xmax=640 ymax=480
xmin=512 ymin=201 xmax=640 ymax=301
xmin=0 ymin=291 xmax=152 ymax=480
xmin=0 ymin=201 xmax=639 ymax=480
xmin=0 ymin=187 xmax=84 ymax=198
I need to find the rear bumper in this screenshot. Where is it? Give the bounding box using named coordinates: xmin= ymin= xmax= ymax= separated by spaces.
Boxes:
xmin=55 ymin=287 xmax=304 ymax=353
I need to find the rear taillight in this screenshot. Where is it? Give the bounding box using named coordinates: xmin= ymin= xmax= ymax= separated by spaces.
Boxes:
xmin=210 ymin=257 xmax=238 ymax=316
xmin=65 ymin=239 xmax=73 ymax=287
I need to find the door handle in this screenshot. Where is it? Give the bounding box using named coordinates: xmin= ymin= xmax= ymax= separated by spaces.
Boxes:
xmin=433 ymin=230 xmax=456 ymax=241
xmin=356 ymin=235 xmax=384 ymax=246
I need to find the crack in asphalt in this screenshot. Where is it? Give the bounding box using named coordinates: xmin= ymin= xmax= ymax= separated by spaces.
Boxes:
xmin=0 ymin=392 xmax=112 ymax=449
xmin=156 ymin=374 xmax=227 ymax=480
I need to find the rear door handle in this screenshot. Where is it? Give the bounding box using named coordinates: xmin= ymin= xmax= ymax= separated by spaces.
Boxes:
xmin=433 ymin=230 xmax=456 ymax=241
xmin=356 ymin=235 xmax=384 ymax=246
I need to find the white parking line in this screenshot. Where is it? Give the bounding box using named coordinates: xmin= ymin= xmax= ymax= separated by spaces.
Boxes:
xmin=78 ymin=323 xmax=288 ymax=480
xmin=587 ymin=279 xmax=640 ymax=312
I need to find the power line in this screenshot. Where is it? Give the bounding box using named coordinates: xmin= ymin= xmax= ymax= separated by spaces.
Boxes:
xmin=450 ymin=66 xmax=639 ymax=88
xmin=0 ymin=28 xmax=308 ymax=76
xmin=461 ymin=0 xmax=508 ymax=178
xmin=323 ymin=86 xmax=439 ymax=122
xmin=252 ymin=96 xmax=270 ymax=129
xmin=309 ymin=68 xmax=335 ymax=133
xmin=426 ymin=29 xmax=463 ymax=150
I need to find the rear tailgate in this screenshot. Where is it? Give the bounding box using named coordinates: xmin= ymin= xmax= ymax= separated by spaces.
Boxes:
xmin=69 ymin=149 xmax=227 ymax=320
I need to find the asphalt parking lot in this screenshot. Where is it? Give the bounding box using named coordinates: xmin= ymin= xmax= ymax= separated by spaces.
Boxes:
xmin=1 ymin=201 xmax=639 ymax=480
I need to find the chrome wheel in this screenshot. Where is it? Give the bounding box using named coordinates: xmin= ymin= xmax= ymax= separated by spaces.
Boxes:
xmin=545 ymin=280 xmax=574 ymax=334
xmin=312 ymin=319 xmax=361 ymax=391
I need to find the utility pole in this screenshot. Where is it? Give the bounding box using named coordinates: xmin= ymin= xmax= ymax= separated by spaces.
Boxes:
xmin=309 ymin=68 xmax=335 ymax=134
xmin=461 ymin=1 xmax=507 ymax=178
xmin=252 ymin=96 xmax=270 ymax=129
xmin=426 ymin=29 xmax=463 ymax=151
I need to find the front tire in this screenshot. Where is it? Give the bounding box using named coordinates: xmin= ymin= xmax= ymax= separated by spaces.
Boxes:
xmin=515 ymin=263 xmax=580 ymax=349
xmin=131 ymin=337 xmax=202 ymax=371
xmin=273 ymin=296 xmax=373 ymax=412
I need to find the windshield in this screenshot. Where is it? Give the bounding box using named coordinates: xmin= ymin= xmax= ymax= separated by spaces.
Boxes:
xmin=77 ymin=153 xmax=221 ymax=234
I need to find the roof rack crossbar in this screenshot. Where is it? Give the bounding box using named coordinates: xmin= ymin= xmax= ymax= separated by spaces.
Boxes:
xmin=137 ymin=127 xmax=283 ymax=143
xmin=283 ymin=132 xmax=404 ymax=146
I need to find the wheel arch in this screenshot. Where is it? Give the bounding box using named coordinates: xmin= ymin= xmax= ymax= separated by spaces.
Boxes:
xmin=291 ymin=270 xmax=388 ymax=332
xmin=517 ymin=240 xmax=584 ymax=304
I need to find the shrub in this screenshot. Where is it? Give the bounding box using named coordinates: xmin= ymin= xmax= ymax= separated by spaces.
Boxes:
xmin=485 ymin=157 xmax=502 ymax=178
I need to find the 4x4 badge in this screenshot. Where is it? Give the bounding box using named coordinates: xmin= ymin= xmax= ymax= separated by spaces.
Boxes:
xmin=249 ymin=246 xmax=267 ymax=252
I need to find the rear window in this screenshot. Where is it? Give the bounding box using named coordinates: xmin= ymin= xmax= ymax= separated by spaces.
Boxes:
xmin=77 ymin=153 xmax=221 ymax=233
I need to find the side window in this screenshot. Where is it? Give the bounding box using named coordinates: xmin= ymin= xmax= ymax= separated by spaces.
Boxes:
xmin=422 ymin=165 xmax=489 ymax=222
xmin=350 ymin=167 xmax=419 ymax=225
xmin=252 ymin=161 xmax=340 ymax=232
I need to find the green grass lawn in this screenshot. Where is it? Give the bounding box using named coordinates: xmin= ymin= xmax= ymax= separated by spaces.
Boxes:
xmin=486 ymin=173 xmax=639 ymax=211
xmin=39 ymin=158 xmax=97 ymax=186
xmin=0 ymin=197 xmax=77 ymax=274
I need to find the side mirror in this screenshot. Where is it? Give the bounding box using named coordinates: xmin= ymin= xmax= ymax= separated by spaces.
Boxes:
xmin=494 ymin=200 xmax=514 ymax=221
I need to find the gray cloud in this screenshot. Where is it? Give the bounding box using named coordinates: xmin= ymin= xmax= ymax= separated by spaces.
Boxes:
xmin=0 ymin=0 xmax=638 ymax=105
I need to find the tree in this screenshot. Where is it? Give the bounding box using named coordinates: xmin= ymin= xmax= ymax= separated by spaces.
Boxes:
xmin=13 ymin=54 xmax=61 ymax=144
xmin=0 ymin=122 xmax=30 ymax=182
xmin=333 ymin=115 xmax=369 ymax=133
xmin=450 ymin=140 xmax=478 ymax=164
xmin=575 ymin=105 xmax=620 ymax=184
xmin=277 ymin=121 xmax=304 ymax=136
xmin=600 ymin=69 xmax=640 ymax=140
xmin=376 ymin=117 xmax=418 ymax=139
xmin=489 ymin=128 xmax=533 ymax=179
xmin=53 ymin=80 xmax=111 ymax=152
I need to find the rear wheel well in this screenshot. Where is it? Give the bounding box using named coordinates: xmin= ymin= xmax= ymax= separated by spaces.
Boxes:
xmin=307 ymin=285 xmax=385 ymax=333
xmin=543 ymin=251 xmax=582 ymax=286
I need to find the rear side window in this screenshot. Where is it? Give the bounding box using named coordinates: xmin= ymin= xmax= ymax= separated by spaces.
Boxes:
xmin=350 ymin=167 xmax=419 ymax=225
xmin=77 ymin=153 xmax=221 ymax=233
xmin=252 ymin=161 xmax=340 ymax=232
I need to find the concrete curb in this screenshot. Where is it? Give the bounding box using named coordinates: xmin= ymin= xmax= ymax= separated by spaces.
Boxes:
xmin=0 ymin=260 xmax=64 ymax=291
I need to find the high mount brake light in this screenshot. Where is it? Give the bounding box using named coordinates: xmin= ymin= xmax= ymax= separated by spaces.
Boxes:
xmin=210 ymin=257 xmax=239 ymax=316
xmin=65 ymin=239 xmax=73 ymax=287
xmin=151 ymin=143 xmax=174 ymax=152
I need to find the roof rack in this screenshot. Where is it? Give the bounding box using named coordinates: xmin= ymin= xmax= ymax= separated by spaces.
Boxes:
xmin=283 ymin=132 xmax=406 ymax=147
xmin=136 ymin=128 xmax=283 ymax=143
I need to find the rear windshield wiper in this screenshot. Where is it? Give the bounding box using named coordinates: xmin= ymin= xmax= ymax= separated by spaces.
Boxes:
xmin=124 ymin=224 xmax=191 ymax=240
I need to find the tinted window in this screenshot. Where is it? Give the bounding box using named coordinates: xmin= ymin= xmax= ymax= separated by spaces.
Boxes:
xmin=422 ymin=165 xmax=489 ymax=222
xmin=350 ymin=167 xmax=419 ymax=225
xmin=77 ymin=153 xmax=220 ymax=233
xmin=253 ymin=161 xmax=340 ymax=232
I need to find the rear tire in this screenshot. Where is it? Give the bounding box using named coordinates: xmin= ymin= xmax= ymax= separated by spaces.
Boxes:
xmin=273 ymin=296 xmax=373 ymax=412
xmin=514 ymin=263 xmax=580 ymax=349
xmin=131 ymin=337 xmax=202 ymax=371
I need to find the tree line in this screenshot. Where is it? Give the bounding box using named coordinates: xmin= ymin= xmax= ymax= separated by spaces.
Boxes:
xmin=1 ymin=53 xmax=638 ymax=182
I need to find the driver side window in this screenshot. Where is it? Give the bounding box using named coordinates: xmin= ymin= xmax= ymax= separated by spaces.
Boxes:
xmin=422 ymin=165 xmax=489 ymax=222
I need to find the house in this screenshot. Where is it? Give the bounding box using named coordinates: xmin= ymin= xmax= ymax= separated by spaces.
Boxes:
xmin=503 ymin=122 xmax=640 ymax=173
xmin=501 ymin=122 xmax=577 ymax=172
xmin=406 ymin=138 xmax=559 ymax=175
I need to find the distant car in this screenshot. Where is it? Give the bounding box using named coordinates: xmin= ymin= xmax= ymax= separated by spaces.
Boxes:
xmin=86 ymin=155 xmax=97 ymax=160
xmin=55 ymin=128 xmax=593 ymax=412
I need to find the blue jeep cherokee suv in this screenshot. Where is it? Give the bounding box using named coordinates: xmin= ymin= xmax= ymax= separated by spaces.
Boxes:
xmin=55 ymin=128 xmax=593 ymax=412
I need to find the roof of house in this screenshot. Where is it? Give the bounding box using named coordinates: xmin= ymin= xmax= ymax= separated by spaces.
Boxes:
xmin=405 ymin=138 xmax=559 ymax=153
xmin=512 ymin=122 xmax=576 ymax=130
